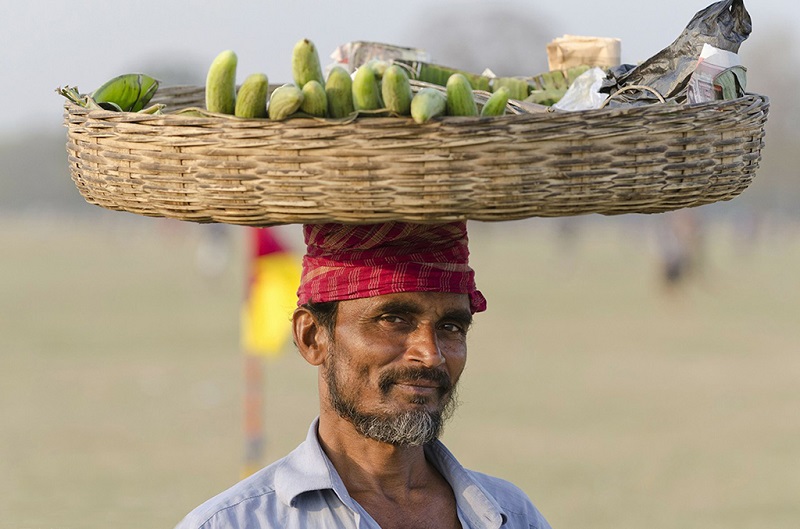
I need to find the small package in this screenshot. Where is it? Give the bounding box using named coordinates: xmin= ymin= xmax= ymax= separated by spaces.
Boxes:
xmin=686 ymin=43 xmax=747 ymax=103
xmin=546 ymin=35 xmax=621 ymax=71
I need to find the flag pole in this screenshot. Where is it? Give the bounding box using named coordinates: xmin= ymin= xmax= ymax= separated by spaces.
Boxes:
xmin=242 ymin=351 xmax=265 ymax=478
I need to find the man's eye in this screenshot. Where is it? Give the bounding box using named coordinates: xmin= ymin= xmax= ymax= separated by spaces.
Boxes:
xmin=441 ymin=322 xmax=467 ymax=335
xmin=379 ymin=314 xmax=407 ymax=324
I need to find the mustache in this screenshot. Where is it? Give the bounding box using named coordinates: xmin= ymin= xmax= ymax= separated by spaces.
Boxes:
xmin=378 ymin=367 xmax=453 ymax=395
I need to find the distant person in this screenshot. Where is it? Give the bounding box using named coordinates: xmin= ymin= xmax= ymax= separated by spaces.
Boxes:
xmin=195 ymin=224 xmax=233 ymax=279
xmin=656 ymin=209 xmax=704 ymax=290
xmin=176 ymin=221 xmax=552 ymax=529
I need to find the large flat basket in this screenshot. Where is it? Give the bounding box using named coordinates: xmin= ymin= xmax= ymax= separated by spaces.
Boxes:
xmin=63 ymin=85 xmax=769 ymax=226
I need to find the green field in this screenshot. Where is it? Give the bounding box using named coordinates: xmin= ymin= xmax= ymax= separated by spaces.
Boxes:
xmin=1 ymin=212 xmax=798 ymax=529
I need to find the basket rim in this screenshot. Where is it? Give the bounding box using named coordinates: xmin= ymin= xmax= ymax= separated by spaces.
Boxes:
xmin=63 ymin=87 xmax=769 ymax=127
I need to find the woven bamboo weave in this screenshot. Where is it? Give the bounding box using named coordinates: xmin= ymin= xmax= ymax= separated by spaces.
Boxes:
xmin=63 ymin=85 xmax=769 ymax=226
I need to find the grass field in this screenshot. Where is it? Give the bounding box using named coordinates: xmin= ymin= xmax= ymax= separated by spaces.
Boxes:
xmin=1 ymin=211 xmax=798 ymax=529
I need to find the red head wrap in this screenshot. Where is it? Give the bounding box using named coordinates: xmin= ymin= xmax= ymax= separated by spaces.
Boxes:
xmin=297 ymin=221 xmax=486 ymax=313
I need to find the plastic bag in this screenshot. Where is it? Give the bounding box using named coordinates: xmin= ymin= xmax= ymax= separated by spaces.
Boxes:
xmin=602 ymin=0 xmax=751 ymax=105
xmin=552 ymin=67 xmax=609 ymax=111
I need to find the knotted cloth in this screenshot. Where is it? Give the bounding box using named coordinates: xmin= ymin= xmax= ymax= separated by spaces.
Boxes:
xmin=297 ymin=221 xmax=486 ymax=313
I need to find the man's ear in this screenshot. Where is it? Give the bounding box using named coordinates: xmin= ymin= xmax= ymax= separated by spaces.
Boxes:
xmin=292 ymin=307 xmax=330 ymax=366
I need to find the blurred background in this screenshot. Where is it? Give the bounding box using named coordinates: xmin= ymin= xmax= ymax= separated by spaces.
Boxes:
xmin=1 ymin=1 xmax=798 ymax=528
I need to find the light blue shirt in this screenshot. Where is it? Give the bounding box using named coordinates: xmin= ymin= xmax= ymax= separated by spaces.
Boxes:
xmin=175 ymin=419 xmax=551 ymax=529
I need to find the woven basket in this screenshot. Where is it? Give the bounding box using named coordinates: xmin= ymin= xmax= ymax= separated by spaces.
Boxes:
xmin=63 ymin=85 xmax=769 ymax=226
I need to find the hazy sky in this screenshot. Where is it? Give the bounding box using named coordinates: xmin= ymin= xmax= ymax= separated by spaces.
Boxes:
xmin=2 ymin=0 xmax=795 ymax=137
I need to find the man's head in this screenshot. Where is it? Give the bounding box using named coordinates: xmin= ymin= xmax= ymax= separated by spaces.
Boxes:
xmin=293 ymin=221 xmax=483 ymax=446
xmin=295 ymin=291 xmax=471 ymax=446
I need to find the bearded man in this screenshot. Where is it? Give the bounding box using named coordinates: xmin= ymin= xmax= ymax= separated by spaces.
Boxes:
xmin=175 ymin=222 xmax=551 ymax=529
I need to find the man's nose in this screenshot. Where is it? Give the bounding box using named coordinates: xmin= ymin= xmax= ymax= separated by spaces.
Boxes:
xmin=406 ymin=323 xmax=445 ymax=368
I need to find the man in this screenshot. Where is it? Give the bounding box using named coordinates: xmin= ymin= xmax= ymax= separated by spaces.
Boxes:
xmin=176 ymin=221 xmax=551 ymax=529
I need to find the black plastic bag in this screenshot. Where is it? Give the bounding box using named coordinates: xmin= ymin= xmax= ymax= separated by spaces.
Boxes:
xmin=602 ymin=0 xmax=751 ymax=105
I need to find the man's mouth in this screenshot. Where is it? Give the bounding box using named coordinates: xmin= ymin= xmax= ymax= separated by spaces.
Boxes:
xmin=393 ymin=380 xmax=441 ymax=393
xmin=379 ymin=368 xmax=452 ymax=396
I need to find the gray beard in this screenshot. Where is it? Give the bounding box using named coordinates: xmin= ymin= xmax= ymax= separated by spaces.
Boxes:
xmin=324 ymin=356 xmax=459 ymax=446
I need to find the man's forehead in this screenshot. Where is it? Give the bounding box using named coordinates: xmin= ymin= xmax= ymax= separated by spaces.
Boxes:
xmin=340 ymin=292 xmax=472 ymax=318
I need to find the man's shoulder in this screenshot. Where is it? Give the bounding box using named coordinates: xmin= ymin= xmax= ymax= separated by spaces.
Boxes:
xmin=174 ymin=459 xmax=285 ymax=529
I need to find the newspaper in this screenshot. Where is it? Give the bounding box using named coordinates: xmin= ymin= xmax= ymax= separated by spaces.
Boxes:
xmin=686 ymin=43 xmax=744 ymax=103
xmin=329 ymin=41 xmax=430 ymax=73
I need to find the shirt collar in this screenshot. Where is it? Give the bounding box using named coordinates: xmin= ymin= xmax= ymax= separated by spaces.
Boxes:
xmin=274 ymin=418 xmax=355 ymax=508
xmin=424 ymin=440 xmax=507 ymax=528
xmin=274 ymin=418 xmax=506 ymax=528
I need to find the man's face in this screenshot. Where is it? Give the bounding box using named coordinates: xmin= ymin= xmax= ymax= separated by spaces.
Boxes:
xmin=321 ymin=291 xmax=472 ymax=446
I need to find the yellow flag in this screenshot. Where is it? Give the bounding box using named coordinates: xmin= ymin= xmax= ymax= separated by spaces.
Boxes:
xmin=240 ymin=231 xmax=301 ymax=357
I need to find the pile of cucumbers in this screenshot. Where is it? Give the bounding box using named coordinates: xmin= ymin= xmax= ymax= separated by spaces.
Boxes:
xmin=205 ymin=39 xmax=511 ymax=124
xmin=59 ymin=38 xmax=592 ymax=123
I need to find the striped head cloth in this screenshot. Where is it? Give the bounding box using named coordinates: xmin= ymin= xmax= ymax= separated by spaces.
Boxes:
xmin=297 ymin=221 xmax=486 ymax=313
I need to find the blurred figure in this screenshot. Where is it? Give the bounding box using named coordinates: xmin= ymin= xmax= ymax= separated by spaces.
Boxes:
xmin=731 ymin=207 xmax=763 ymax=259
xmin=195 ymin=224 xmax=233 ymax=279
xmin=655 ymin=209 xmax=705 ymax=292
xmin=554 ymin=216 xmax=582 ymax=275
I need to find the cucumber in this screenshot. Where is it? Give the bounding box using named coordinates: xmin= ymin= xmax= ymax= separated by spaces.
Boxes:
xmin=325 ymin=66 xmax=355 ymax=118
xmin=234 ymin=73 xmax=269 ymax=118
xmin=352 ymin=65 xmax=382 ymax=111
xmin=445 ymin=73 xmax=478 ymax=116
xmin=268 ymin=84 xmax=304 ymax=121
xmin=403 ymin=61 xmax=492 ymax=91
xmin=491 ymin=77 xmax=530 ymax=101
xmin=292 ymin=38 xmax=325 ymax=88
xmin=366 ymin=59 xmax=389 ymax=79
xmin=205 ymin=50 xmax=237 ymax=114
xmin=300 ymin=80 xmax=327 ymax=117
xmin=411 ymin=88 xmax=447 ymax=124
xmin=480 ymin=86 xmax=510 ymax=117
xmin=381 ymin=65 xmax=413 ymax=116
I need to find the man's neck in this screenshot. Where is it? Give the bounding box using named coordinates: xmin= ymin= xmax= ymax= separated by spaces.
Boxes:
xmin=317 ymin=413 xmax=434 ymax=499
xmin=317 ymin=413 xmax=461 ymax=529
